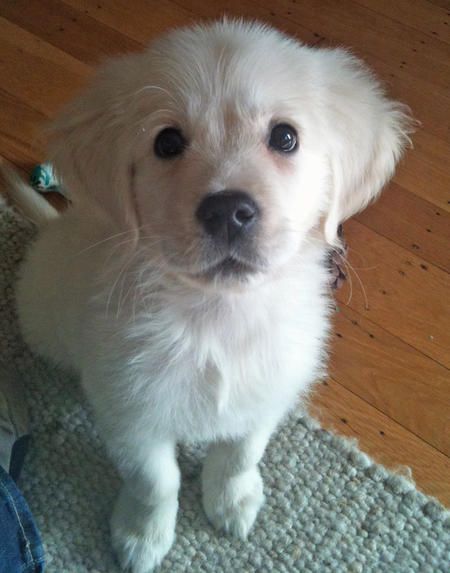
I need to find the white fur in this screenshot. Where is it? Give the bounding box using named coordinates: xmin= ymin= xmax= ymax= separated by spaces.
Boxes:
xmin=9 ymin=20 xmax=412 ymax=573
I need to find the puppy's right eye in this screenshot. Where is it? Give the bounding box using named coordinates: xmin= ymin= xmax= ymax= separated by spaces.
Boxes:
xmin=154 ymin=128 xmax=186 ymax=159
xmin=269 ymin=123 xmax=298 ymax=153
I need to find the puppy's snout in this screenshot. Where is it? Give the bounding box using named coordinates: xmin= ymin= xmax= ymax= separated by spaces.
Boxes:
xmin=196 ymin=191 xmax=259 ymax=243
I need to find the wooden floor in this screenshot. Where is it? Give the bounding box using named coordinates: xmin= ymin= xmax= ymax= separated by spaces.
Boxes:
xmin=0 ymin=0 xmax=449 ymax=505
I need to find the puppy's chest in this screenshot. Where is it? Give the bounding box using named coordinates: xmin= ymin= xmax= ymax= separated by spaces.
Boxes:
xmin=129 ymin=294 xmax=326 ymax=440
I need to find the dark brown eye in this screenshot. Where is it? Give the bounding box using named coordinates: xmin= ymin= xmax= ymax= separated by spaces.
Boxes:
xmin=269 ymin=123 xmax=298 ymax=153
xmin=154 ymin=128 xmax=186 ymax=159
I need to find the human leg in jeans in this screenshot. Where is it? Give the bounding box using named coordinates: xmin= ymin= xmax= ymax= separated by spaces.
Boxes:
xmin=0 ymin=365 xmax=44 ymax=573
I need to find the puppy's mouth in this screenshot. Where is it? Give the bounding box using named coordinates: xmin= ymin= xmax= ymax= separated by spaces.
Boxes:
xmin=181 ymin=252 xmax=263 ymax=285
xmin=199 ymin=256 xmax=257 ymax=280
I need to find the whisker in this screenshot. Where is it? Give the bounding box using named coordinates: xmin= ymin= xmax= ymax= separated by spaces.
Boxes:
xmin=106 ymin=251 xmax=137 ymax=318
xmin=74 ymin=229 xmax=138 ymax=257
xmin=115 ymin=255 xmax=136 ymax=319
xmin=133 ymin=85 xmax=176 ymax=102
xmin=335 ymin=250 xmax=369 ymax=311
xmin=333 ymin=250 xmax=353 ymax=306
xmin=351 ymin=264 xmax=379 ymax=272
xmin=348 ymin=259 xmax=370 ymax=311
xmin=342 ymin=258 xmax=354 ymax=306
xmin=73 ymin=224 xmax=160 ymax=258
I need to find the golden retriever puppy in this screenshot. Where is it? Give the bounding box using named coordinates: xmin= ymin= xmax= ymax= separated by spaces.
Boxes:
xmin=6 ymin=20 xmax=412 ymax=573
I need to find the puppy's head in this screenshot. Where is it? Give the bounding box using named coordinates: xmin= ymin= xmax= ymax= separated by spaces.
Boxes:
xmin=50 ymin=20 xmax=413 ymax=288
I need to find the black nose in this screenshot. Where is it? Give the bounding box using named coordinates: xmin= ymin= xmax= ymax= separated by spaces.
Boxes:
xmin=196 ymin=191 xmax=259 ymax=243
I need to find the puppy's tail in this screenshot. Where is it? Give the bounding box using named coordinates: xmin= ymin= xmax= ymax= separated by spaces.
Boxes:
xmin=0 ymin=161 xmax=58 ymax=227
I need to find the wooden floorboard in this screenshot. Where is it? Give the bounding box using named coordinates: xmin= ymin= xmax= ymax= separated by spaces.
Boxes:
xmin=64 ymin=0 xmax=197 ymax=44
xmin=355 ymin=0 xmax=450 ymax=43
xmin=0 ymin=0 xmax=448 ymax=506
xmin=337 ymin=220 xmax=450 ymax=368
xmin=1 ymin=0 xmax=142 ymax=65
xmin=0 ymin=90 xmax=47 ymax=167
xmin=355 ymin=183 xmax=450 ymax=273
xmin=394 ymin=130 xmax=450 ymax=212
xmin=0 ymin=17 xmax=90 ymax=117
xmin=330 ymin=306 xmax=450 ymax=456
xmin=274 ymin=0 xmax=450 ymax=92
xmin=311 ymin=378 xmax=450 ymax=506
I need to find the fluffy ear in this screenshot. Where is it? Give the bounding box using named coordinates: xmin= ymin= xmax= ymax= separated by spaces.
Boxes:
xmin=321 ymin=50 xmax=414 ymax=246
xmin=48 ymin=54 xmax=145 ymax=230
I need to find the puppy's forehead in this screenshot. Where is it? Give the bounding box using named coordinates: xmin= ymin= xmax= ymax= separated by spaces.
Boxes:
xmin=145 ymin=23 xmax=304 ymax=123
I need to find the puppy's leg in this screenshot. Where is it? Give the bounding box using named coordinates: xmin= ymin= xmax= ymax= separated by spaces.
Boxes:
xmin=202 ymin=424 xmax=275 ymax=539
xmin=111 ymin=440 xmax=180 ymax=573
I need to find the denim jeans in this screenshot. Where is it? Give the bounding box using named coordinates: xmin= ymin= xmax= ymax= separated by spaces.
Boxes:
xmin=0 ymin=464 xmax=44 ymax=572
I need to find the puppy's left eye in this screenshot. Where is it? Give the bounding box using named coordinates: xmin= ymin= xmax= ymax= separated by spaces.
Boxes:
xmin=154 ymin=128 xmax=186 ymax=159
xmin=269 ymin=124 xmax=298 ymax=153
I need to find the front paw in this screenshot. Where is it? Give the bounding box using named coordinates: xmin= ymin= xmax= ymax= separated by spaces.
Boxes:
xmin=111 ymin=496 xmax=177 ymax=573
xmin=202 ymin=467 xmax=264 ymax=539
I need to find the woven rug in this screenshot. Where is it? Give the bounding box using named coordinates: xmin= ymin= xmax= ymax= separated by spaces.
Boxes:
xmin=1 ymin=198 xmax=449 ymax=573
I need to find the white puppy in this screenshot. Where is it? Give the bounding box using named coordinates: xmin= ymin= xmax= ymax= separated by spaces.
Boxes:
xmin=7 ymin=20 xmax=411 ymax=573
